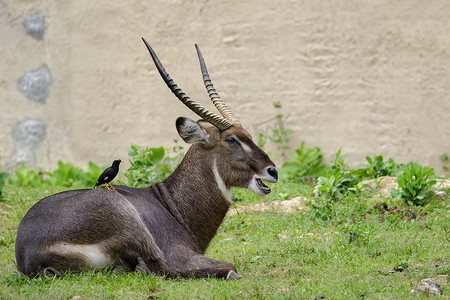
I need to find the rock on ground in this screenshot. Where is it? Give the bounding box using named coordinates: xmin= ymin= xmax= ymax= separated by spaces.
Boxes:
xmin=410 ymin=278 xmax=443 ymax=296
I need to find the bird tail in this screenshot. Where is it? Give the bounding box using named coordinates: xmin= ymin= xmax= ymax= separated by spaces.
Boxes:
xmin=93 ymin=183 xmax=98 ymax=189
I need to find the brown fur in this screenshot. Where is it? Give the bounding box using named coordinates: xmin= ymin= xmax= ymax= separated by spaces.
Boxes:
xmin=15 ymin=119 xmax=277 ymax=279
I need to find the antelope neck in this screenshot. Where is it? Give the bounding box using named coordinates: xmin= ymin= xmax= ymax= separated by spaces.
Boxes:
xmin=157 ymin=147 xmax=232 ymax=252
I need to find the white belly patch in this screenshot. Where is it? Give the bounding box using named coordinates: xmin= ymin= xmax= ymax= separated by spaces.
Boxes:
xmin=48 ymin=242 xmax=112 ymax=268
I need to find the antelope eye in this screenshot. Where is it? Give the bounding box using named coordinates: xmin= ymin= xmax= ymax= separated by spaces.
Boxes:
xmin=225 ymin=137 xmax=238 ymax=145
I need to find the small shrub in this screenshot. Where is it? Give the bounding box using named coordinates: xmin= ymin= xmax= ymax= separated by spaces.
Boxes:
xmin=313 ymin=150 xmax=360 ymax=201
xmin=280 ymin=141 xmax=329 ymax=182
xmin=8 ymin=161 xmax=103 ymax=189
xmin=307 ymin=199 xmax=335 ymax=221
xmin=123 ymin=144 xmax=184 ymax=188
xmin=309 ymin=150 xmax=363 ymax=221
xmin=354 ymin=155 xmax=398 ymax=179
xmin=254 ymin=102 xmax=292 ymax=158
xmin=8 ymin=165 xmax=43 ymax=188
xmin=46 ymin=161 xmax=103 ymax=188
xmin=390 ymin=162 xmax=436 ymax=206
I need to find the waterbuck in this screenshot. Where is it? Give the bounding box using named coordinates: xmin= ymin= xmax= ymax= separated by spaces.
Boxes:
xmin=15 ymin=38 xmax=278 ymax=279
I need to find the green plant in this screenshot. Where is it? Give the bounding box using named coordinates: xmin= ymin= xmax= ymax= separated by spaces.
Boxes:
xmin=8 ymin=165 xmax=43 ymax=188
xmin=254 ymin=102 xmax=292 ymax=158
xmin=46 ymin=161 xmax=103 ymax=188
xmin=124 ymin=144 xmax=184 ymax=188
xmin=280 ymin=141 xmax=329 ymax=182
xmin=309 ymin=150 xmax=364 ymax=221
xmin=440 ymin=152 xmax=449 ymax=173
xmin=313 ymin=150 xmax=361 ymax=201
xmin=255 ymin=132 xmax=268 ymax=148
xmin=272 ymin=118 xmax=292 ymax=160
xmin=0 ymin=171 xmax=9 ymax=201
xmin=8 ymin=161 xmax=104 ymax=189
xmin=393 ymin=261 xmax=409 ymax=272
xmin=307 ymin=198 xmax=335 ymax=220
xmin=390 ymin=162 xmax=437 ymax=206
xmin=339 ymin=221 xmax=372 ymax=245
xmin=86 ymin=161 xmax=109 ymax=185
xmin=354 ymin=155 xmax=398 ymax=179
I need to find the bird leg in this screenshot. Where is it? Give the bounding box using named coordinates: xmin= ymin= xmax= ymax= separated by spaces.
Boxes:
xmin=107 ymin=183 xmax=115 ymax=191
xmin=104 ymin=184 xmax=113 ymax=191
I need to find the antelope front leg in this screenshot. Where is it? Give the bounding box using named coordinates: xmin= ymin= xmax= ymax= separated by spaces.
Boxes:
xmin=187 ymin=255 xmax=243 ymax=279
xmin=164 ymin=252 xmax=243 ymax=279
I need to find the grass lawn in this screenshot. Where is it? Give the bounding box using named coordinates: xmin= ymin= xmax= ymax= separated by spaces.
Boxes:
xmin=0 ymin=183 xmax=448 ymax=299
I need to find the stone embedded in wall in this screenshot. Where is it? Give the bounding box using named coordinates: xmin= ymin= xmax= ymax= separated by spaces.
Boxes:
xmin=18 ymin=65 xmax=52 ymax=103
xmin=23 ymin=13 xmax=45 ymax=40
xmin=7 ymin=118 xmax=46 ymax=168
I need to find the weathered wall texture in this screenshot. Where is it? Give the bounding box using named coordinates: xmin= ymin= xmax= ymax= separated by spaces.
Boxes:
xmin=1 ymin=0 xmax=449 ymax=172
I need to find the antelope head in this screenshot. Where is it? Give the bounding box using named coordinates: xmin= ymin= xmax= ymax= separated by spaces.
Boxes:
xmin=142 ymin=38 xmax=278 ymax=196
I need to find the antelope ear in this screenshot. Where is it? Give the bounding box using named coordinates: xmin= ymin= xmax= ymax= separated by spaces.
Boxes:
xmin=176 ymin=117 xmax=210 ymax=144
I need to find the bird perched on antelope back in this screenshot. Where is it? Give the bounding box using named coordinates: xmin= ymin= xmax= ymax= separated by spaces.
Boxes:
xmin=93 ymin=159 xmax=122 ymax=191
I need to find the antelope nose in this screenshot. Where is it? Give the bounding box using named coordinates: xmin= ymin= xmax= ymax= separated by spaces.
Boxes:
xmin=267 ymin=166 xmax=278 ymax=182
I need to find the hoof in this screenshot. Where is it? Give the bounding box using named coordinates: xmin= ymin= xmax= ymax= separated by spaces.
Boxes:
xmin=226 ymin=270 xmax=243 ymax=280
xmin=135 ymin=257 xmax=152 ymax=275
xmin=42 ymin=267 xmax=59 ymax=279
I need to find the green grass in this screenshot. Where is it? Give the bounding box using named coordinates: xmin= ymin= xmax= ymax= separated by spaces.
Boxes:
xmin=0 ymin=183 xmax=448 ymax=299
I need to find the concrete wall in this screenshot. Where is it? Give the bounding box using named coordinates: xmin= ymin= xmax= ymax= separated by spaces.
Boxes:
xmin=1 ymin=0 xmax=449 ymax=173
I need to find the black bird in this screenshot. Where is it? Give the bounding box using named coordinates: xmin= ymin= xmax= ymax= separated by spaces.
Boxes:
xmin=93 ymin=159 xmax=122 ymax=191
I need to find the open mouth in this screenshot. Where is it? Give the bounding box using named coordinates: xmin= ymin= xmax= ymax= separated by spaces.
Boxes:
xmin=256 ymin=178 xmax=271 ymax=194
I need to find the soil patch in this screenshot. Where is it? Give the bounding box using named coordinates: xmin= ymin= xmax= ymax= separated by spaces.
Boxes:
xmin=228 ymin=196 xmax=308 ymax=215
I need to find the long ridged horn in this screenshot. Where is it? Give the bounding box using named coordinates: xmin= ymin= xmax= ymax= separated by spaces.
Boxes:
xmin=195 ymin=44 xmax=240 ymax=125
xmin=142 ymin=38 xmax=233 ymax=131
